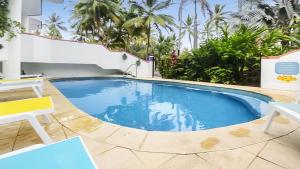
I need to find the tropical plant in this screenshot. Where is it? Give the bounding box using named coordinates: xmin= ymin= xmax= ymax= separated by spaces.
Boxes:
xmin=154 ymin=34 xmax=177 ymax=59
xmin=231 ymin=2 xmax=275 ymax=29
xmin=0 ymin=0 xmax=23 ymax=49
xmin=178 ymin=0 xmax=212 ymax=50
xmin=45 ymin=13 xmax=67 ymax=39
xmin=123 ymin=0 xmax=175 ymax=56
xmin=158 ymin=24 xmax=299 ymax=85
xmin=205 ymin=4 xmax=228 ymax=38
xmin=232 ymin=0 xmax=300 ymax=29
xmin=71 ymin=0 xmax=119 ymax=43
xmin=238 ymin=0 xmax=265 ymax=11
xmin=0 ymin=0 xmax=9 ymax=41
xmin=182 ymin=15 xmax=194 ymax=48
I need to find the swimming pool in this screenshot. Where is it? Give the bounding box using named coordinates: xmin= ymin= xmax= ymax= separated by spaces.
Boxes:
xmin=52 ymin=78 xmax=270 ymax=132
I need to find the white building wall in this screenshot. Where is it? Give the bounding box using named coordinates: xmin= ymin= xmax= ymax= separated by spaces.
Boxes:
xmin=261 ymin=50 xmax=300 ymax=91
xmin=0 ymin=39 xmax=8 ymax=61
xmin=2 ymin=0 xmax=23 ymax=79
xmin=22 ymin=63 xmax=120 ymax=77
xmin=21 ymin=34 xmax=153 ymax=78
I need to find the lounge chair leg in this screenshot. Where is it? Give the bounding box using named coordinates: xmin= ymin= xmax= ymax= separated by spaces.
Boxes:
xmin=32 ymin=86 xmax=42 ymax=98
xmin=27 ymin=116 xmax=53 ymax=144
xmin=37 ymin=85 xmax=43 ymax=96
xmin=264 ymin=111 xmax=279 ymax=133
xmin=42 ymin=114 xmax=51 ymax=124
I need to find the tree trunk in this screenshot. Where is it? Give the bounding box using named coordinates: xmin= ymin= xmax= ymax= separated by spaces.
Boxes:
xmin=193 ymin=0 xmax=198 ymax=49
xmin=146 ymin=24 xmax=151 ymax=56
xmin=178 ymin=1 xmax=184 ymax=55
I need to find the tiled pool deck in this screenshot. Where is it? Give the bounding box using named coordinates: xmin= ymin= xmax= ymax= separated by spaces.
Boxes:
xmin=0 ymin=78 xmax=299 ymax=169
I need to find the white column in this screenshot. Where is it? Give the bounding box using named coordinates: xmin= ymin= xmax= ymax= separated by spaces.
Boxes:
xmin=2 ymin=0 xmax=22 ymax=79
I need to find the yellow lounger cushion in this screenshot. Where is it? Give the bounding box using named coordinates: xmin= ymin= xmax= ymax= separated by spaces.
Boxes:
xmin=0 ymin=97 xmax=53 ymax=117
xmin=0 ymin=78 xmax=42 ymax=84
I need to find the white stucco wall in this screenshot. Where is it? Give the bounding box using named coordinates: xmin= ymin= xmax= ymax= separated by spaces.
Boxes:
xmin=261 ymin=50 xmax=300 ymax=91
xmin=21 ymin=34 xmax=153 ymax=78
xmin=2 ymin=0 xmax=23 ymax=79
xmin=22 ymin=63 xmax=120 ymax=77
xmin=0 ymin=39 xmax=8 ymax=61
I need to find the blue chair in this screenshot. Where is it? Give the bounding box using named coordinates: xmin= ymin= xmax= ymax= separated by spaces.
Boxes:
xmin=0 ymin=137 xmax=98 ymax=169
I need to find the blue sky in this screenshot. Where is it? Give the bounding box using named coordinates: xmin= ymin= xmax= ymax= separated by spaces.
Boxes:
xmin=41 ymin=0 xmax=262 ymax=48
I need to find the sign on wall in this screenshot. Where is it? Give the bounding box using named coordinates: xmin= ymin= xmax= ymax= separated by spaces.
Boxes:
xmin=261 ymin=50 xmax=300 ymax=91
xmin=275 ymin=62 xmax=299 ymax=83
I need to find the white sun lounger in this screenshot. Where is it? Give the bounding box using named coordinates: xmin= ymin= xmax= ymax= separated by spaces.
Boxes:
xmin=0 ymin=97 xmax=54 ymax=144
xmin=0 ymin=137 xmax=98 ymax=169
xmin=264 ymin=94 xmax=300 ymax=132
xmin=0 ymin=77 xmax=44 ymax=97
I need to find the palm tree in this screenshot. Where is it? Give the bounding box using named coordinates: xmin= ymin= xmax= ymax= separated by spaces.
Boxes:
xmin=123 ymin=0 xmax=175 ymax=56
xmin=182 ymin=15 xmax=193 ymax=48
xmin=232 ymin=0 xmax=300 ymax=29
xmin=155 ymin=34 xmax=176 ymax=58
xmin=238 ymin=0 xmax=265 ymax=11
xmin=45 ymin=13 xmax=67 ymax=39
xmin=178 ymin=0 xmax=211 ymax=50
xmin=231 ymin=0 xmax=300 ymax=49
xmin=205 ymin=4 xmax=228 ymax=38
xmin=71 ymin=0 xmax=119 ymax=42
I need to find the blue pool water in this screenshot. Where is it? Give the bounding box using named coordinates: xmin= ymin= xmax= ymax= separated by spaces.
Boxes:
xmin=52 ymin=78 xmax=270 ymax=132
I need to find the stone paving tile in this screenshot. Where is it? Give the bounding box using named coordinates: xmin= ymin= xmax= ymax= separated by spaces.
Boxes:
xmin=0 ymin=138 xmax=14 ymax=155
xmin=273 ymin=128 xmax=300 ymax=150
xmin=13 ymin=132 xmax=43 ymax=150
xmin=51 ymin=95 xmax=78 ymax=113
xmin=0 ymin=89 xmax=36 ymax=101
xmin=133 ymin=151 xmax=176 ymax=169
xmin=0 ymin=122 xmax=21 ymax=140
xmin=63 ymin=116 xmax=103 ymax=134
xmin=242 ymin=142 xmax=267 ymax=155
xmin=81 ymin=136 xmax=116 ymax=156
xmin=106 ymin=127 xmax=148 ymax=150
xmin=62 ymin=126 xmax=79 ymax=138
xmin=157 ymin=154 xmax=217 ymax=169
xmin=139 ymin=130 xmax=231 ymax=154
xmin=219 ymin=117 xmax=299 ymax=148
xmin=13 ymin=123 xmax=66 ymax=150
xmin=17 ymin=116 xmax=61 ymax=136
xmin=140 ymin=132 xmax=191 ymax=154
xmin=248 ymin=158 xmax=285 ymax=169
xmin=197 ymin=148 xmax=256 ymax=169
xmin=53 ymin=109 xmax=87 ymax=123
xmin=208 ymin=126 xmax=263 ymax=149
xmin=93 ymin=147 xmax=147 ymax=169
xmin=259 ymin=141 xmax=300 ymax=169
xmin=81 ymin=122 xmax=120 ymax=142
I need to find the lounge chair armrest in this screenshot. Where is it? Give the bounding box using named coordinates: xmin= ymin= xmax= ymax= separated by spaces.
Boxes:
xmin=21 ymin=74 xmax=43 ymax=78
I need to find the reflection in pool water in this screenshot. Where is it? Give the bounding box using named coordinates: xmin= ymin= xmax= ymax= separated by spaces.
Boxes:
xmin=52 ymin=78 xmax=269 ymax=132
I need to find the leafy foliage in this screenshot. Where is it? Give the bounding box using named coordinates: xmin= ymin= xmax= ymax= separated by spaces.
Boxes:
xmin=45 ymin=13 xmax=67 ymax=39
xmin=158 ymin=25 xmax=299 ymax=86
xmin=71 ymin=0 xmax=176 ymax=57
xmin=0 ymin=0 xmax=23 ymax=49
xmin=0 ymin=0 xmax=9 ymax=40
xmin=124 ymin=0 xmax=175 ymax=55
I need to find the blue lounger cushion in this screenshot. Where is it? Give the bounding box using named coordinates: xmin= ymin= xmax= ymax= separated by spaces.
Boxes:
xmin=0 ymin=137 xmax=97 ymax=169
xmin=273 ymin=102 xmax=300 ymax=113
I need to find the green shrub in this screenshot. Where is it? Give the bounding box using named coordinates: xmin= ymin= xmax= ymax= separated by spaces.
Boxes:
xmin=205 ymin=67 xmax=234 ymax=84
xmin=158 ymin=25 xmax=299 ymax=86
